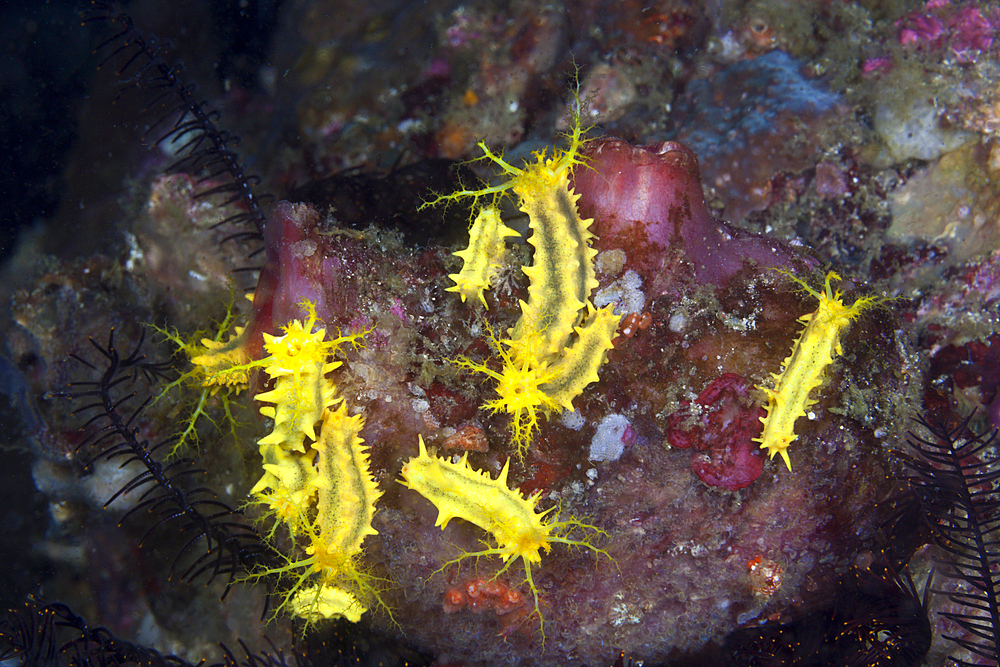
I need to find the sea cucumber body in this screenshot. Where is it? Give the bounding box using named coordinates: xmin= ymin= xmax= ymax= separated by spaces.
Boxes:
xmin=239 ymin=303 xmax=381 ymax=622
xmin=255 ymin=313 xmax=340 ymax=451
xmin=755 ymin=272 xmax=877 ymax=470
xmin=437 ymin=115 xmax=620 ymax=455
xmin=542 ymin=304 xmax=619 ymax=411
xmin=400 ymin=437 xmax=552 ymax=564
xmin=512 ymin=173 xmax=598 ymax=367
xmin=313 ymin=403 xmax=380 ymax=555
xmin=448 ymin=205 xmax=519 ymax=307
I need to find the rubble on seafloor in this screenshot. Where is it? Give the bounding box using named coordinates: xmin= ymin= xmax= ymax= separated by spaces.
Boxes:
xmin=4 ymin=1 xmax=1000 ymax=666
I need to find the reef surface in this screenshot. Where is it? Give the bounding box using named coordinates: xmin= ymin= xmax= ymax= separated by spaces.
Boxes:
xmin=4 ymin=1 xmax=1000 ymax=666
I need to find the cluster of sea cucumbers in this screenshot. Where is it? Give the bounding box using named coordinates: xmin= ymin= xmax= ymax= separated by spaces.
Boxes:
xmin=16 ymin=1 xmax=1000 ymax=665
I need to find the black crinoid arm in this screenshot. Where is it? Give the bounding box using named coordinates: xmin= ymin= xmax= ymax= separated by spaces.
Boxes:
xmin=0 ymin=597 xmax=314 ymax=667
xmin=51 ymin=329 xmax=267 ymax=593
xmin=902 ymin=412 xmax=1000 ymax=666
xmin=0 ymin=598 xmax=193 ymax=667
xmin=81 ymin=0 xmax=272 ymax=251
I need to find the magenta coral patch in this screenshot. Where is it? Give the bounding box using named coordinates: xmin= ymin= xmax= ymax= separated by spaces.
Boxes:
xmin=895 ymin=1 xmax=999 ymax=60
xmin=573 ymin=137 xmax=804 ymax=290
xmin=666 ymin=373 xmax=766 ymax=490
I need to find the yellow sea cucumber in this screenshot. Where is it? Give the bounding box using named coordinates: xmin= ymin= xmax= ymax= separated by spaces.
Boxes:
xmin=399 ymin=436 xmax=607 ymax=641
xmin=185 ymin=302 xmax=385 ymax=623
xmin=189 ymin=327 xmax=251 ymax=390
xmin=447 ymin=204 xmax=520 ymax=308
xmin=311 ymin=403 xmax=381 ymax=558
xmin=541 ymin=304 xmax=621 ymax=411
xmin=164 ymin=300 xmax=385 ymax=623
xmin=247 ymin=307 xmax=384 ymax=623
xmin=253 ymin=304 xmax=344 ymax=453
xmin=432 ymin=105 xmax=620 ymax=455
xmin=447 ymin=114 xmax=600 ymax=367
xmin=262 ymin=402 xmax=384 ymax=625
xmin=506 ymin=145 xmax=599 ymax=367
xmin=152 ymin=294 xmax=250 ymax=454
xmin=754 ymin=271 xmax=881 ymax=470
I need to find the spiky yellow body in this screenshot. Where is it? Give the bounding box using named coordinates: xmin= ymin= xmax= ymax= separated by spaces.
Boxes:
xmin=189 ymin=329 xmax=251 ymax=389
xmin=401 ymin=437 xmax=553 ymax=563
xmin=312 ymin=404 xmax=380 ymax=557
xmin=755 ymin=272 xmax=880 ymax=470
xmin=153 ymin=295 xmax=250 ymax=454
xmin=184 ymin=302 xmax=383 ymax=623
xmin=399 ymin=437 xmax=607 ymax=641
xmin=436 ymin=110 xmax=620 ymax=455
xmin=447 ymin=205 xmax=520 ymax=307
xmin=269 ymin=404 xmax=383 ymax=625
xmin=244 ymin=305 xmax=382 ymax=623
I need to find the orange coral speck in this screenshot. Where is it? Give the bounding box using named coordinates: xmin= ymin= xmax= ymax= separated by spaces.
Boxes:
xmin=442 ymin=424 xmax=489 ymax=452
